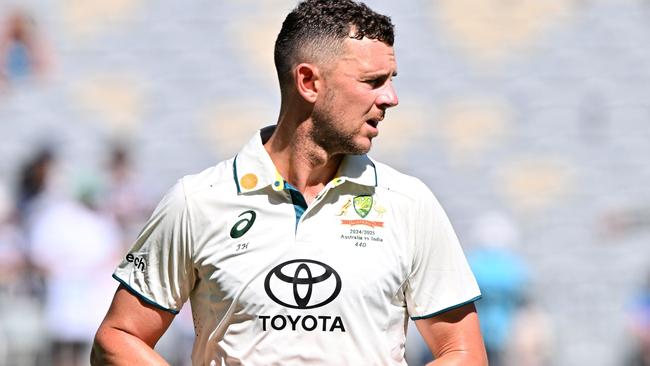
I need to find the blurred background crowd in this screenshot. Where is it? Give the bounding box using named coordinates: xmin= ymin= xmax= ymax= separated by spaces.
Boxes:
xmin=1 ymin=0 xmax=649 ymax=365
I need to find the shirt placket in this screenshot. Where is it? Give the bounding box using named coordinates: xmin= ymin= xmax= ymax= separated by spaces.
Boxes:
xmin=287 ymin=180 xmax=342 ymax=240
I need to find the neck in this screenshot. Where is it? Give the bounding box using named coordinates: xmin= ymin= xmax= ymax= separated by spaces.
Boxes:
xmin=265 ymin=109 xmax=343 ymax=204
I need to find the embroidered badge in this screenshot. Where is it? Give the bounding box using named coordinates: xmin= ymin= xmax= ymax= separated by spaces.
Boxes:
xmin=353 ymin=195 xmax=372 ymax=218
xmin=337 ymin=195 xmax=387 ymax=246
xmin=240 ymin=173 xmax=258 ymax=190
xmin=338 ymin=195 xmax=386 ymax=229
xmin=336 ymin=198 xmax=352 ymax=216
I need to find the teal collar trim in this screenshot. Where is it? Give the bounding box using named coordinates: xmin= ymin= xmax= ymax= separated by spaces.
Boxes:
xmin=233 ymin=126 xmax=280 ymax=194
xmin=233 ymin=155 xmax=241 ymax=193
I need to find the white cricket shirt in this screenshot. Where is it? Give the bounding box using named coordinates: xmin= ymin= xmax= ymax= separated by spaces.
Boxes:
xmin=113 ymin=126 xmax=481 ymax=365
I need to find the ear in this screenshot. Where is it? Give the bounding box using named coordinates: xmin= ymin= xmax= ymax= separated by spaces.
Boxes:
xmin=294 ymin=63 xmax=321 ymax=104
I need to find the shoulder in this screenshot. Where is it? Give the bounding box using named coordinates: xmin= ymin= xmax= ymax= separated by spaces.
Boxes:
xmin=177 ymin=157 xmax=236 ymax=199
xmin=370 ymin=157 xmax=434 ymax=201
xmin=152 ymin=158 xmax=236 ymax=214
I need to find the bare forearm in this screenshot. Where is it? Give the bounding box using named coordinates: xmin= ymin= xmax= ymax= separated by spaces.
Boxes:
xmin=91 ymin=327 xmax=170 ymax=366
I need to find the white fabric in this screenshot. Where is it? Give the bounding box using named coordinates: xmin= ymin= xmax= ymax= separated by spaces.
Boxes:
xmin=114 ymin=126 xmax=480 ymax=366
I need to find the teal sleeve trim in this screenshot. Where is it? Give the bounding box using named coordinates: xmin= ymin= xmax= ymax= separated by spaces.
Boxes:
xmin=410 ymin=295 xmax=482 ymax=320
xmin=112 ymin=274 xmax=180 ymax=315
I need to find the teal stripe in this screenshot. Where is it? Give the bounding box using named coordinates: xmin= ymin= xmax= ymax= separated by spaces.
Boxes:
xmin=112 ymin=274 xmax=180 ymax=315
xmin=410 ymin=295 xmax=482 ymax=320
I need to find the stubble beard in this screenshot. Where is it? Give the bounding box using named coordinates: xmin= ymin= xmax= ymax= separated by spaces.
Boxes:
xmin=310 ymin=91 xmax=370 ymax=156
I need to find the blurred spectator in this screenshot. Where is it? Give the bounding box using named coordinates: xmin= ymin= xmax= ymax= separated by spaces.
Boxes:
xmin=601 ymin=206 xmax=650 ymax=239
xmin=505 ymin=295 xmax=554 ymax=366
xmin=11 ymin=145 xmax=123 ymax=365
xmin=28 ymin=176 xmax=122 ymax=366
xmin=0 ymin=180 xmax=47 ymax=365
xmin=467 ymin=212 xmax=529 ymax=366
xmin=0 ymin=7 xmax=51 ymax=90
xmin=11 ymin=147 xmax=62 ymax=310
xmin=16 ymin=147 xmax=56 ymax=228
xmin=101 ymin=144 xmax=151 ymax=250
xmin=0 ymin=180 xmax=25 ymax=296
xmin=626 ymin=274 xmax=650 ymax=366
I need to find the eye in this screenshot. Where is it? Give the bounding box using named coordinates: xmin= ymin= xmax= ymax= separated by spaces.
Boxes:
xmin=364 ymin=77 xmax=386 ymax=88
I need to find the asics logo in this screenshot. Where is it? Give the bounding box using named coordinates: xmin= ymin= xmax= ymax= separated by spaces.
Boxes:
xmin=230 ymin=210 xmax=256 ymax=239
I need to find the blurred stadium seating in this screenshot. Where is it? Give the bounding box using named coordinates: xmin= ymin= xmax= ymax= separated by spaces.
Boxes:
xmin=1 ymin=0 xmax=649 ymax=365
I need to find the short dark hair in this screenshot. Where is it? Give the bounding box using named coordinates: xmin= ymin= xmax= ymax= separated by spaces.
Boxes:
xmin=274 ymin=0 xmax=394 ymax=88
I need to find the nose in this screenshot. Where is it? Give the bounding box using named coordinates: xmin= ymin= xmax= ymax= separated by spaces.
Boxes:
xmin=376 ymin=81 xmax=399 ymax=109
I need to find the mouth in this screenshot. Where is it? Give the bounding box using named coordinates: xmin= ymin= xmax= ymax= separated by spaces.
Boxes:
xmin=366 ymin=114 xmax=384 ymax=129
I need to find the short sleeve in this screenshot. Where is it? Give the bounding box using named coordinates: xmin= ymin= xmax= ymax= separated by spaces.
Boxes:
xmin=405 ymin=188 xmax=481 ymax=320
xmin=113 ymin=179 xmax=195 ymax=314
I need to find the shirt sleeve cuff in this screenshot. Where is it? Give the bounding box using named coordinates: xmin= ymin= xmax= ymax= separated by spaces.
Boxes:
xmin=410 ymin=295 xmax=482 ymax=320
xmin=112 ymin=274 xmax=180 ymax=315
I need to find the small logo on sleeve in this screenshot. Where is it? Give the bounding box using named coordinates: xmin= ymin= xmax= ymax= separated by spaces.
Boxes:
xmin=125 ymin=253 xmax=146 ymax=272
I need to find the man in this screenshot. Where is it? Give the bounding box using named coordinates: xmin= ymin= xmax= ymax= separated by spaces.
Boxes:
xmin=92 ymin=1 xmax=487 ymax=365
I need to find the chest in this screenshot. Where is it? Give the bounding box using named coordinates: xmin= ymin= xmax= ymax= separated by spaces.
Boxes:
xmin=190 ymin=189 xmax=414 ymax=313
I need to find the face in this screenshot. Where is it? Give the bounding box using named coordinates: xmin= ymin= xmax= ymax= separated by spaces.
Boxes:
xmin=310 ymin=37 xmax=399 ymax=155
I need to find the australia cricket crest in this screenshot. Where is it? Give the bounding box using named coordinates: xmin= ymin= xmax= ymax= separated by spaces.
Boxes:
xmin=336 ymin=194 xmax=387 ymax=246
xmin=336 ymin=194 xmax=386 ymax=228
xmin=353 ymin=195 xmax=372 ymax=218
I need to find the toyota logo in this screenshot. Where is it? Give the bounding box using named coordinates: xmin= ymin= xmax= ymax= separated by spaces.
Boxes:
xmin=264 ymin=259 xmax=342 ymax=309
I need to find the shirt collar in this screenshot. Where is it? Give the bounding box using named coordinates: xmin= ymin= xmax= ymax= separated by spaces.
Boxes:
xmin=233 ymin=125 xmax=378 ymax=194
xmin=332 ymin=153 xmax=378 ymax=189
